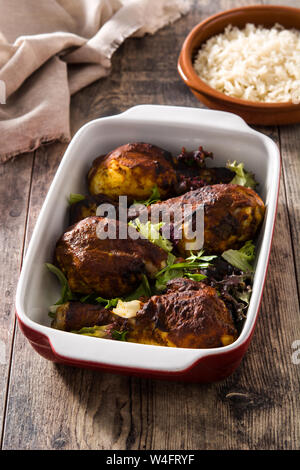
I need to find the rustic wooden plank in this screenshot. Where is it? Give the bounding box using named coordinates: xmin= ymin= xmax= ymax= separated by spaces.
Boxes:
xmin=3 ymin=0 xmax=300 ymax=451
xmin=0 ymin=151 xmax=34 ymax=444
xmin=278 ymin=125 xmax=300 ymax=294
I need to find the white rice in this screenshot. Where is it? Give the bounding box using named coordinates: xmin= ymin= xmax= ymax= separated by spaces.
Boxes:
xmin=193 ymin=23 xmax=300 ymax=103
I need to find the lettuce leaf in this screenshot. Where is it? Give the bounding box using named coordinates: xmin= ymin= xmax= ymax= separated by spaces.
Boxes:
xmin=155 ymin=266 xmax=185 ymax=292
xmin=72 ymin=325 xmax=109 ymax=338
xmin=68 ymin=193 xmax=85 ymax=205
xmin=129 ymin=219 xmax=173 ymax=253
xmin=133 ymin=185 xmax=161 ymax=206
xmin=111 ymin=330 xmax=128 ymax=341
xmin=79 ymin=293 xmax=119 ymax=308
xmin=95 ymin=297 xmax=119 ymax=309
xmin=221 ymin=241 xmax=256 ymax=273
xmin=125 ymin=274 xmax=152 ymax=300
xmin=46 ymin=263 xmax=73 ymax=305
xmin=155 ymin=251 xmax=213 ymax=292
xmin=72 ymin=325 xmax=128 ymax=341
xmin=184 ymin=273 xmax=207 ymax=281
xmin=226 ymin=161 xmax=257 ymax=189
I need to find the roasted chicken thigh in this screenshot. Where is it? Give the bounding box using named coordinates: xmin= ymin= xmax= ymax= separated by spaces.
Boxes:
xmin=53 ymin=279 xmax=237 ymax=349
xmin=146 ymin=184 xmax=265 ymax=254
xmin=87 ymin=142 xmax=177 ymax=202
xmin=54 ymin=216 xmax=168 ymax=298
xmin=128 ymin=278 xmax=237 ymax=348
xmin=52 ymin=301 xmax=118 ymax=331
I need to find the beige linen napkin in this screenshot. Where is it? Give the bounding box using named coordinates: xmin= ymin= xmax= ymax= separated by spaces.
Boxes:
xmin=0 ymin=0 xmax=190 ymax=163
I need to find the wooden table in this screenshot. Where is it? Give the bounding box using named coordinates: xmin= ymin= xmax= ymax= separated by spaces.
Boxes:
xmin=1 ymin=0 xmax=299 ymax=450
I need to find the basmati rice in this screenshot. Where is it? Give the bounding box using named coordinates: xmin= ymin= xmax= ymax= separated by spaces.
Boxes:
xmin=193 ymin=23 xmax=300 ymax=103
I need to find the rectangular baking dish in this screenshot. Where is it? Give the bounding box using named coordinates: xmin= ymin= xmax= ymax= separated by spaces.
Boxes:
xmin=16 ymin=105 xmax=280 ymax=383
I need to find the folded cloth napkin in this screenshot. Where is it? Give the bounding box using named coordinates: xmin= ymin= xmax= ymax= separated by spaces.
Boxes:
xmin=0 ymin=0 xmax=190 ymax=163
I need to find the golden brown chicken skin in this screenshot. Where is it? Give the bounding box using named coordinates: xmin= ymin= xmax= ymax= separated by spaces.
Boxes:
xmin=128 ymin=278 xmax=237 ymax=348
xmin=146 ymin=184 xmax=265 ymax=254
xmin=87 ymin=142 xmax=177 ymax=202
xmin=54 ymin=216 xmax=168 ymax=298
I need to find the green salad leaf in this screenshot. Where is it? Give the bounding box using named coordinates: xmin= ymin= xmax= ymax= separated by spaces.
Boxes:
xmin=129 ymin=219 xmax=173 ymax=253
xmin=133 ymin=185 xmax=161 ymax=206
xmin=46 ymin=263 xmax=73 ymax=305
xmin=185 ymin=250 xmax=217 ymax=263
xmin=155 ymin=251 xmax=214 ymax=292
xmin=125 ymin=274 xmax=152 ymax=301
xmin=80 ymin=293 xmax=119 ymax=308
xmin=72 ymin=325 xmax=109 ymax=338
xmin=111 ymin=330 xmax=128 ymax=341
xmin=96 ymin=297 xmax=119 ymax=309
xmin=236 ymin=289 xmax=252 ymax=305
xmin=68 ymin=193 xmax=85 ymax=205
xmin=155 ymin=253 xmax=181 ymax=292
xmin=226 ymin=161 xmax=257 ymax=189
xmin=221 ymin=240 xmax=256 ymax=273
xmin=72 ymin=325 xmax=128 ymax=341
xmin=156 ymin=261 xmax=211 ymax=274
xmin=184 ymin=273 xmax=207 ymax=282
xmin=79 ymin=294 xmax=96 ymax=303
xmin=155 ymin=267 xmax=185 ymax=292
xmin=48 ymin=309 xmax=57 ymax=319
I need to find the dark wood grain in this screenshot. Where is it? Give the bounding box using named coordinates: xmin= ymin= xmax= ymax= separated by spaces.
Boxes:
xmin=1 ymin=0 xmax=300 ymax=450
xmin=0 ymin=151 xmax=34 ymax=440
xmin=279 ymin=124 xmax=300 ymax=295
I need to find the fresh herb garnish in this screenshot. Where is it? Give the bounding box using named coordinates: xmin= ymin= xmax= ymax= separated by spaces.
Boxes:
xmin=221 ymin=241 xmax=256 ymax=273
xmin=156 ymin=261 xmax=211 ymax=276
xmin=185 ymin=250 xmax=217 ymax=263
xmin=68 ymin=193 xmax=86 ymax=205
xmin=133 ymin=185 xmax=161 ymax=207
xmin=46 ymin=263 xmax=73 ymax=305
xmin=155 ymin=250 xmax=216 ymax=292
xmin=226 ymin=161 xmax=257 ymax=189
xmin=155 ymin=266 xmax=185 ymax=292
xmin=156 ymin=250 xmax=214 ymax=278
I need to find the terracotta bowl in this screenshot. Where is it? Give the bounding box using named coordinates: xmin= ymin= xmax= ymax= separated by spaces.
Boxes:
xmin=178 ymin=5 xmax=300 ymax=125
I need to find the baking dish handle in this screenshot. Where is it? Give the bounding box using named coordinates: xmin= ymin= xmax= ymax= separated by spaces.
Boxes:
xmin=119 ymin=104 xmax=251 ymax=132
xmin=46 ymin=328 xmax=212 ymax=373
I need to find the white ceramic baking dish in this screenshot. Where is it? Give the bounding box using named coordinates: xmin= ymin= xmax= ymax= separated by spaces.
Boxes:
xmin=16 ymin=105 xmax=280 ymax=383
